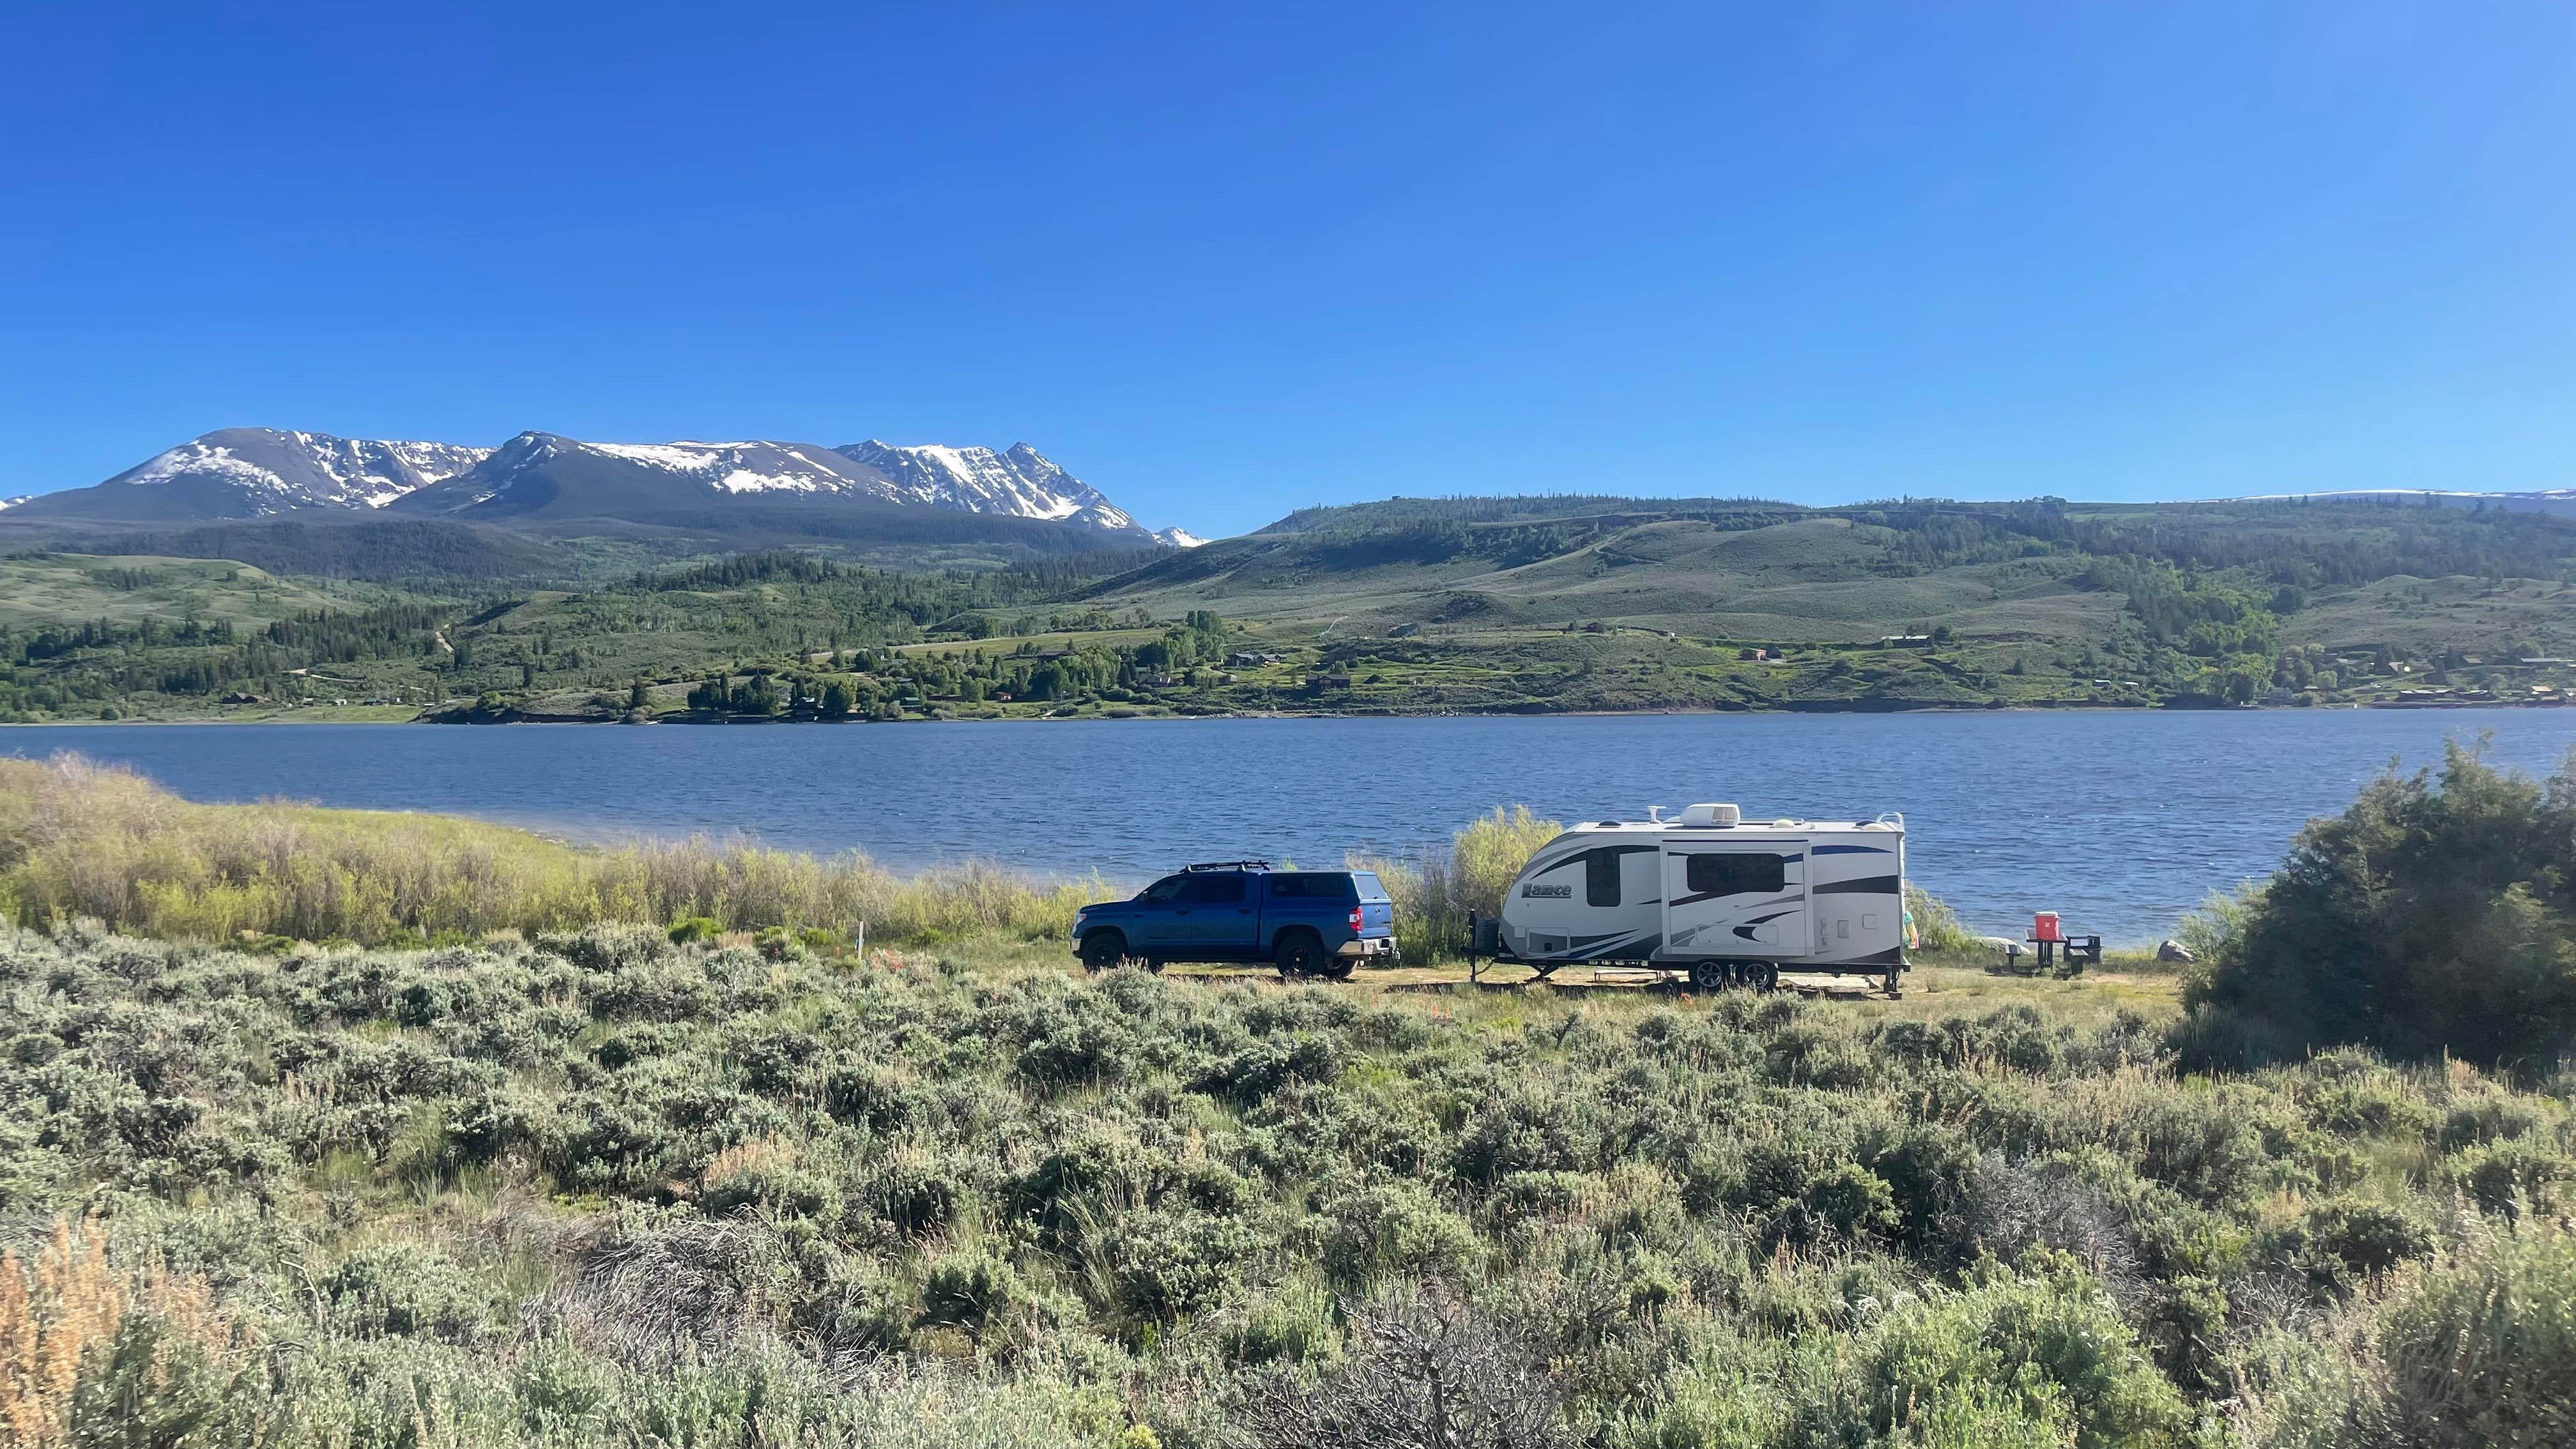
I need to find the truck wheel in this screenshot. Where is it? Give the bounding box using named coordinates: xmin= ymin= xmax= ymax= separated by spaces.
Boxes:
xmin=1079 ymin=931 xmax=1128 ymax=972
xmin=1274 ymin=930 xmax=1326 ymax=977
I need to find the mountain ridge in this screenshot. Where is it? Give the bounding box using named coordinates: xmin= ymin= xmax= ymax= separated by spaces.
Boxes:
xmin=11 ymin=427 xmax=1199 ymax=546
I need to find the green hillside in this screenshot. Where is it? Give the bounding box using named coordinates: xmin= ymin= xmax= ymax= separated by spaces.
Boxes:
xmin=0 ymin=553 xmax=385 ymax=629
xmin=6 ymin=495 xmax=2575 ymax=723
xmin=0 ymin=551 xmax=1149 ymax=723
xmin=1058 ymin=496 xmax=2576 ymax=712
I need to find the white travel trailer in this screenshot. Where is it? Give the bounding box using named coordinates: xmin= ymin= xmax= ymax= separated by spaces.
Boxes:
xmin=1481 ymin=803 xmax=1908 ymax=993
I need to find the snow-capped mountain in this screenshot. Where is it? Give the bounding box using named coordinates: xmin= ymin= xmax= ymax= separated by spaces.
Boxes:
xmin=17 ymin=428 xmax=1200 ymax=544
xmin=830 ymin=440 xmax=1139 ymax=533
xmin=9 ymin=429 xmax=492 ymax=521
xmin=1153 ymin=527 xmax=1209 ymax=548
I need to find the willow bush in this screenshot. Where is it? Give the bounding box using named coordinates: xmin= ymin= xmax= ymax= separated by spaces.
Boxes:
xmin=1353 ymin=804 xmax=1563 ymax=960
xmin=2184 ymin=742 xmax=2576 ymax=1069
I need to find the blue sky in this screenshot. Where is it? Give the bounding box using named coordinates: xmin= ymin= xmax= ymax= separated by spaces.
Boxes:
xmin=3 ymin=1 xmax=2571 ymax=537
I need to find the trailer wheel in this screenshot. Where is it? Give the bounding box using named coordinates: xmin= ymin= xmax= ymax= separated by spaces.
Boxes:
xmin=1689 ymin=961 xmax=1728 ymax=992
xmin=1079 ymin=930 xmax=1128 ymax=972
xmin=1273 ymin=930 xmax=1327 ymax=977
xmin=1749 ymin=963 xmax=1779 ymax=993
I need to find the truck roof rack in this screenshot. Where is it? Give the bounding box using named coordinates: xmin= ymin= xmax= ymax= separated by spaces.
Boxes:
xmin=1184 ymin=860 xmax=1273 ymax=873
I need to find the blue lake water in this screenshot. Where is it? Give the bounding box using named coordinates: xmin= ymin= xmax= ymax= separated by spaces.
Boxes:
xmin=5 ymin=710 xmax=2571 ymax=942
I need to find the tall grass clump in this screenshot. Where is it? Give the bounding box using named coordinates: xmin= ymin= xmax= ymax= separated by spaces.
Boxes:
xmin=0 ymin=753 xmax=1108 ymax=947
xmin=1353 ymin=804 xmax=1561 ymax=960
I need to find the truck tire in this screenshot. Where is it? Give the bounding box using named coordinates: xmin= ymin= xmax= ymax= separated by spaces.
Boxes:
xmin=1273 ymin=930 xmax=1327 ymax=977
xmin=1080 ymin=930 xmax=1128 ymax=972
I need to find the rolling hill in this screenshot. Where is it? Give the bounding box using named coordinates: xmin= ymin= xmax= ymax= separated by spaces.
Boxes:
xmin=6 ymin=491 xmax=2575 ymax=723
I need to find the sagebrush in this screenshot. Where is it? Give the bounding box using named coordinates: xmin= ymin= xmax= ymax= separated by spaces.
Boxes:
xmin=0 ymin=918 xmax=2568 ymax=1446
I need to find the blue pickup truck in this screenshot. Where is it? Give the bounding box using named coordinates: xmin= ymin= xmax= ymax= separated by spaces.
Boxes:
xmin=1074 ymin=861 xmax=1399 ymax=977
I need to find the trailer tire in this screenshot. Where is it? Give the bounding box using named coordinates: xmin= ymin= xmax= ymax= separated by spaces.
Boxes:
xmin=1273 ymin=930 xmax=1327 ymax=977
xmin=1079 ymin=930 xmax=1128 ymax=972
xmin=1689 ymin=961 xmax=1728 ymax=992
xmin=1749 ymin=963 xmax=1779 ymax=993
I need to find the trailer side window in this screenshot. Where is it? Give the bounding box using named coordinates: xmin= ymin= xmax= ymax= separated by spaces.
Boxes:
xmin=1586 ymin=849 xmax=1621 ymax=908
xmin=1687 ymin=854 xmax=1786 ymax=898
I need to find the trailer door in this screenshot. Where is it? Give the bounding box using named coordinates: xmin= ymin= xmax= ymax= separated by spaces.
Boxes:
xmin=1662 ymin=848 xmax=1809 ymax=958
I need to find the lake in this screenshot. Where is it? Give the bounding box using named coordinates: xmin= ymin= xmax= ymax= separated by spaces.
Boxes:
xmin=5 ymin=710 xmax=2571 ymax=942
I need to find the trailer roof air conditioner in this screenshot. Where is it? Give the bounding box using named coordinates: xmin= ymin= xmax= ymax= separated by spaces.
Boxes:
xmin=1677 ymin=802 xmax=1741 ymax=827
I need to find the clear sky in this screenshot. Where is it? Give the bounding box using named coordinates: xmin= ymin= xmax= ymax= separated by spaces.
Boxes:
xmin=3 ymin=1 xmax=2572 ymax=537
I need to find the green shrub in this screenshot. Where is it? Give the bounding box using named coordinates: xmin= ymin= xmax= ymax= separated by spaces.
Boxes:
xmin=1812 ymin=1252 xmax=2192 ymax=1449
xmin=2365 ymin=1218 xmax=2576 ymax=1449
xmin=2184 ymin=743 xmax=2576 ymax=1068
xmin=1317 ymin=1178 xmax=1482 ymax=1288
xmin=2443 ymin=1138 xmax=2575 ymax=1218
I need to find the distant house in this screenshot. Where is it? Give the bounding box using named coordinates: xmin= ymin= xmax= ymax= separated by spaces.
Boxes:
xmin=1879 ymin=634 xmax=1932 ymax=647
xmin=1308 ymin=673 xmax=1353 ymax=689
xmin=1739 ymin=647 xmax=1769 ymax=661
xmin=1141 ymin=671 xmax=1180 ymax=687
xmin=1036 ymin=648 xmax=1073 ymax=661
xmin=1386 ymin=622 xmax=1421 ymax=638
xmin=1229 ymin=650 xmax=1282 ymax=667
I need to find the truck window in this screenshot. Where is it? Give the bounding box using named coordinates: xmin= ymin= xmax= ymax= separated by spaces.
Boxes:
xmin=1686 ymin=853 xmax=1786 ymax=898
xmin=1268 ymin=874 xmax=1344 ymax=898
xmin=1179 ymin=873 xmax=1245 ymax=904
xmin=1586 ymin=849 xmax=1620 ymax=908
xmin=1138 ymin=875 xmax=1186 ymax=903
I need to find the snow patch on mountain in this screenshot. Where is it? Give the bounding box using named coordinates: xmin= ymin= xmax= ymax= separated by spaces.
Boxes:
xmin=104 ymin=429 xmax=492 ymax=514
xmin=1153 ymin=527 xmax=1209 ymax=548
xmin=831 ymin=440 xmax=1139 ymax=532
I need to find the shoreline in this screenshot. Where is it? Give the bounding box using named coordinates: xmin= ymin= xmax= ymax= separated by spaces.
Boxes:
xmin=5 ymin=694 xmax=2568 ymax=726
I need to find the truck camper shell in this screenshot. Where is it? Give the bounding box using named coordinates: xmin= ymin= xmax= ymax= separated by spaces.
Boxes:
xmin=1481 ymin=804 xmax=1907 ymax=994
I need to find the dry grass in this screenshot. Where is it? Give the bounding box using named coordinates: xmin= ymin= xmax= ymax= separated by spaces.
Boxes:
xmin=1 ymin=1218 xmax=121 ymax=1446
xmin=0 ymin=753 xmax=1111 ymax=947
